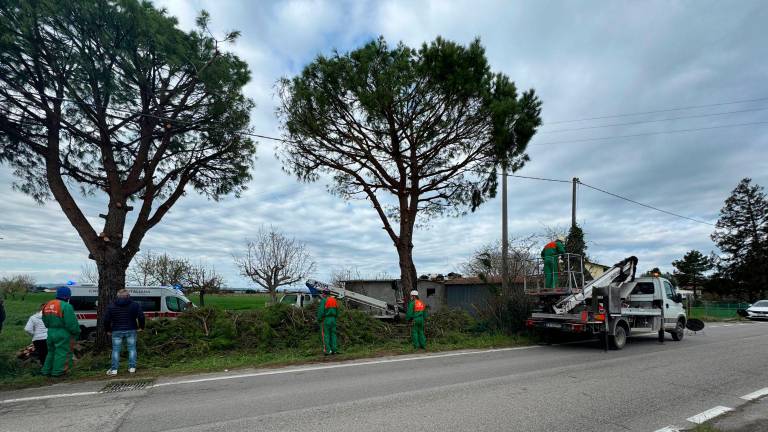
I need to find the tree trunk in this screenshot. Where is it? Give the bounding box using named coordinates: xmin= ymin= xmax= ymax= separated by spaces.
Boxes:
xmin=95 ymin=247 xmax=128 ymax=350
xmin=200 ymin=289 xmax=206 ymax=307
xmin=269 ymin=288 xmax=278 ymax=305
xmin=397 ymin=227 xmax=418 ymax=305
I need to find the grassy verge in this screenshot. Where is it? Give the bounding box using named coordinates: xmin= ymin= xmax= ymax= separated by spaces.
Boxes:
xmin=1 ymin=296 xmax=529 ymax=390
xmin=1 ymin=332 xmax=527 ymax=390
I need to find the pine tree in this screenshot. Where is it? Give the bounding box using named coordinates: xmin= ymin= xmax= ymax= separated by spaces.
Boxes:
xmin=711 ymin=178 xmax=768 ymax=300
xmin=565 ymin=224 xmax=587 ymax=259
xmin=672 ymin=250 xmax=713 ymax=298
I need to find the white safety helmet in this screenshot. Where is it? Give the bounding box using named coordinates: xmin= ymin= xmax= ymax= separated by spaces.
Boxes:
xmin=410 ymin=290 xmax=419 ymax=296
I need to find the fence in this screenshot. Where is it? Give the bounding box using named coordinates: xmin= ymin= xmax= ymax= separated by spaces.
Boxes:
xmin=686 ymin=302 xmax=751 ymax=319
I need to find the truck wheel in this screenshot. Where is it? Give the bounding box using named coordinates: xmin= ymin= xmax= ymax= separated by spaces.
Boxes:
xmin=609 ymin=326 xmax=627 ymax=350
xmin=671 ymin=320 xmax=685 ymax=341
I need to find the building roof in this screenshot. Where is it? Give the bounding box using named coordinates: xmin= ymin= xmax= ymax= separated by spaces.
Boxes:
xmin=444 ymin=276 xmax=525 ymax=285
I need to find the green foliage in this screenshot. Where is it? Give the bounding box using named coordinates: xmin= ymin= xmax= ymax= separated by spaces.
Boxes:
xmin=564 ymin=224 xmax=587 ymax=259
xmin=278 ymin=36 xmax=542 ymax=217
xmin=711 ymin=178 xmax=768 ymax=300
xmin=672 ymin=250 xmax=713 ymax=293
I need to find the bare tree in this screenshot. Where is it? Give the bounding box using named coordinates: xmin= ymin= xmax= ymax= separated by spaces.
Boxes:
xmin=127 ymin=251 xmax=190 ymax=287
xmin=462 ymin=236 xmax=537 ymax=295
xmin=79 ymin=263 xmax=98 ymax=285
xmin=234 ymin=226 xmax=316 ymax=303
xmin=184 ymin=262 xmax=224 ymax=307
xmin=330 ymin=267 xmax=364 ymax=287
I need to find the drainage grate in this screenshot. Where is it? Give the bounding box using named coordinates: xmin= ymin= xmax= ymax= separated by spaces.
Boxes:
xmin=100 ymin=379 xmax=154 ymax=393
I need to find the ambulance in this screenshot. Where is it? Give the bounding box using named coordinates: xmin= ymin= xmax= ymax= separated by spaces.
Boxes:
xmin=69 ymin=285 xmax=194 ymax=339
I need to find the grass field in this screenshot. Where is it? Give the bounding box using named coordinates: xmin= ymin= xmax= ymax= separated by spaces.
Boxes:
xmin=0 ymin=293 xmax=54 ymax=362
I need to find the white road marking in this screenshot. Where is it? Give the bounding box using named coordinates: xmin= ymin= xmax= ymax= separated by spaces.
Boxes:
xmin=0 ymin=346 xmax=540 ymax=404
xmin=686 ymin=406 xmax=733 ymax=424
xmin=740 ymin=387 xmax=768 ymax=401
xmin=0 ymin=391 xmax=99 ymax=404
xmin=152 ymin=346 xmax=540 ymax=388
xmin=654 ymin=426 xmax=680 ymax=432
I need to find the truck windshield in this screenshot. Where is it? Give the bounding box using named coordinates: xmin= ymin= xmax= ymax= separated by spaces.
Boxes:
xmin=280 ymin=294 xmax=298 ymax=305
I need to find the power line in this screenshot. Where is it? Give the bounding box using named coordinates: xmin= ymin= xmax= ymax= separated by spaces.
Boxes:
xmin=539 ymin=106 xmax=768 ymax=134
xmin=531 ymin=120 xmax=768 ymax=146
xmin=17 ymin=94 xmax=717 ymax=227
xmin=544 ymin=96 xmax=768 ymax=125
xmin=578 ymin=181 xmax=715 ymax=226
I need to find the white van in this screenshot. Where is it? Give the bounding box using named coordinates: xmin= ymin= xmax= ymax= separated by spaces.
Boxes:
xmin=69 ymin=285 xmax=193 ymax=338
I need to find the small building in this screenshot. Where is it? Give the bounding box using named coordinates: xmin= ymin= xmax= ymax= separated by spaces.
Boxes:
xmin=342 ymin=278 xmax=448 ymax=313
xmin=584 ymin=261 xmax=610 ymax=280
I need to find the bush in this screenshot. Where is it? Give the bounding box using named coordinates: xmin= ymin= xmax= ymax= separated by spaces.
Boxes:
xmin=426 ymin=309 xmax=475 ymax=338
xmin=138 ymin=304 xmax=396 ymax=360
xmin=0 ymin=275 xmax=35 ymax=300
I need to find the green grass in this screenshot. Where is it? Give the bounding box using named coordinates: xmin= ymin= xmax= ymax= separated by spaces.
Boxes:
xmin=0 ymin=293 xmax=54 ymax=358
xmin=187 ymin=292 xmax=270 ymax=310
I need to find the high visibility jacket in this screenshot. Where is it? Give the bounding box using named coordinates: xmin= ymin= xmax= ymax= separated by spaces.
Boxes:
xmin=407 ymin=299 xmax=427 ymax=321
xmin=541 ymin=240 xmax=566 ymax=259
xmin=41 ymin=300 xmax=80 ymax=337
xmin=317 ymin=296 xmax=338 ymax=322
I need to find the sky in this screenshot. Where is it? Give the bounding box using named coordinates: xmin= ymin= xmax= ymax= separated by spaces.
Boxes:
xmin=1 ymin=0 xmax=767 ymax=287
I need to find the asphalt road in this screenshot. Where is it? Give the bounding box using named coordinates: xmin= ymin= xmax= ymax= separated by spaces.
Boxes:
xmin=2 ymin=322 xmax=767 ymax=432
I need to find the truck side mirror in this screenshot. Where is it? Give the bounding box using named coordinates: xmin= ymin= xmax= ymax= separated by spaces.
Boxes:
xmin=674 ymin=294 xmax=683 ymax=303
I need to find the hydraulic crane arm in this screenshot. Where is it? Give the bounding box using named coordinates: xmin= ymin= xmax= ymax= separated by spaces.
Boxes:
xmin=552 ymin=256 xmax=638 ymax=315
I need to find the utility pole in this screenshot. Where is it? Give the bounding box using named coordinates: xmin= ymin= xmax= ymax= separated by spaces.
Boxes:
xmin=501 ymin=164 xmax=509 ymax=294
xmin=571 ymin=177 xmax=579 ymax=229
xmin=501 ymin=115 xmax=519 ymax=296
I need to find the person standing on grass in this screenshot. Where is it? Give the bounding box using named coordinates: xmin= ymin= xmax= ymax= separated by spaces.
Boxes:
xmin=317 ymin=288 xmax=338 ymax=355
xmin=104 ymin=289 xmax=145 ymax=376
xmin=41 ymin=286 xmax=81 ymax=377
xmin=24 ymin=304 xmax=48 ymax=362
xmin=406 ymin=290 xmax=427 ymax=350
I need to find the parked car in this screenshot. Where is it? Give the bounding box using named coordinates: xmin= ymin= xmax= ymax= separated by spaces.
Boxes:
xmin=745 ymin=300 xmax=768 ymax=320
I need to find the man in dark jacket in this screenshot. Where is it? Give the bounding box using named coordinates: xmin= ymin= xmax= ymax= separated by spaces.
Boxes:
xmin=104 ymin=289 xmax=145 ymax=375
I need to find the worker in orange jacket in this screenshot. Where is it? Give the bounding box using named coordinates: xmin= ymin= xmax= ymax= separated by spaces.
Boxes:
xmin=317 ymin=288 xmax=338 ymax=355
xmin=541 ymin=239 xmax=566 ymax=289
xmin=406 ymin=290 xmax=427 ymax=349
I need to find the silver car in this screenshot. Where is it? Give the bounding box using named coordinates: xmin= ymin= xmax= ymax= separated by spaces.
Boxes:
xmin=746 ymin=300 xmax=768 ymax=320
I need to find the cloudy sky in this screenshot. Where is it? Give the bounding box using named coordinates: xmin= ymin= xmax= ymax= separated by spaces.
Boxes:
xmin=1 ymin=0 xmax=767 ymax=287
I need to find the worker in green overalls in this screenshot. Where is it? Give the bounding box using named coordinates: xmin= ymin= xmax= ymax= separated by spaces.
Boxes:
xmin=41 ymin=286 xmax=81 ymax=377
xmin=406 ymin=290 xmax=427 ymax=349
xmin=541 ymin=239 xmax=566 ymax=289
xmin=317 ymin=288 xmax=338 ymax=355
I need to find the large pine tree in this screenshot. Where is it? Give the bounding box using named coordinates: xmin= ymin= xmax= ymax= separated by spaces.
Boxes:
xmin=711 ymin=178 xmax=768 ymax=300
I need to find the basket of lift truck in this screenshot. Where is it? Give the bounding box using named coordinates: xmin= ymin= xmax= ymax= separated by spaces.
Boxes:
xmin=524 ymin=255 xmax=689 ymax=350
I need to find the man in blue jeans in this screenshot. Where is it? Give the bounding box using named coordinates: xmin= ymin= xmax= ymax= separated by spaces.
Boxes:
xmin=104 ymin=289 xmax=145 ymax=375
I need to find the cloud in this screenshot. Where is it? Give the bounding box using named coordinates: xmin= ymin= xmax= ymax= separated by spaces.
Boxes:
xmin=2 ymin=0 xmax=767 ymax=286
